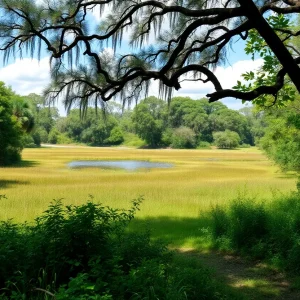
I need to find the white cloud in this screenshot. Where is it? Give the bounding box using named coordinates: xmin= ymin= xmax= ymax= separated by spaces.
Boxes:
xmin=0 ymin=57 xmax=50 ymax=95
xmin=0 ymin=57 xmax=68 ymax=115
xmin=148 ymin=59 xmax=263 ymax=110
xmin=0 ymin=56 xmax=263 ymax=115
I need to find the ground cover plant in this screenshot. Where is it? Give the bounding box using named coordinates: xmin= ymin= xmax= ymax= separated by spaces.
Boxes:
xmin=0 ymin=197 xmax=240 ymax=300
xmin=210 ymin=188 xmax=300 ymax=275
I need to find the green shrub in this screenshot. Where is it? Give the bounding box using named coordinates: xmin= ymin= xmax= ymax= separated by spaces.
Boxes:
xmin=161 ymin=128 xmax=173 ymax=146
xmin=36 ymin=127 xmax=48 ymax=143
xmin=0 ymin=82 xmax=24 ymax=165
xmin=0 ymin=197 xmax=234 ymax=299
xmin=229 ymin=199 xmax=268 ymax=250
xmin=239 ymin=143 xmax=251 ymax=148
xmin=213 ymin=130 xmax=240 ymax=149
xmin=211 ymin=198 xmax=268 ymax=251
xmin=0 ymin=197 xmax=142 ymax=298
xmin=22 ymin=134 xmax=38 ymax=148
xmin=47 ymin=129 xmax=74 ymax=145
xmin=121 ymin=132 xmax=146 ymax=147
xmin=105 ymin=126 xmax=124 ymax=145
xmin=31 ymin=130 xmax=41 ymax=146
xmin=211 ymin=205 xmax=229 ymax=241
xmin=171 ymin=127 xmax=196 ymax=149
xmin=210 ymin=191 xmax=300 ymax=273
xmin=48 ymin=128 xmax=59 ymax=144
xmin=57 ymin=132 xmax=74 ymax=144
xmin=197 ymin=141 xmax=211 ymax=149
xmin=266 ymin=194 xmax=300 ymax=271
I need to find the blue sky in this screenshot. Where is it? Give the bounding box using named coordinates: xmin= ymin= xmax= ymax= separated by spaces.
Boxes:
xmin=0 ymin=10 xmax=262 ymax=115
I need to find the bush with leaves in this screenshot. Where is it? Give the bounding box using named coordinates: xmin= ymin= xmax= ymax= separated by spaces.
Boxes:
xmin=0 ymin=196 xmax=236 ymax=299
xmin=259 ymin=99 xmax=300 ymax=172
xmin=131 ymin=97 xmax=167 ymax=147
xmin=171 ymin=126 xmax=196 ymax=149
xmin=213 ymin=130 xmax=241 ymax=149
xmin=104 ymin=126 xmax=124 ymax=145
xmin=210 ymin=189 xmax=300 ymax=274
xmin=48 ymin=128 xmax=59 ymax=144
xmin=0 ymin=82 xmax=24 ymax=165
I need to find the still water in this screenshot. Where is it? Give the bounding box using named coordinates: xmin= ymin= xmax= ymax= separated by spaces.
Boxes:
xmin=68 ymin=160 xmax=173 ymax=171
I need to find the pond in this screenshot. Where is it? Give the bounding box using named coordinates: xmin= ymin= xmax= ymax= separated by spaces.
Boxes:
xmin=68 ymin=160 xmax=174 ymax=171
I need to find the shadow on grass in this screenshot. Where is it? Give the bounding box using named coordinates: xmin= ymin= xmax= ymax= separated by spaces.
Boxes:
xmin=130 ymin=215 xmax=300 ymax=299
xmin=7 ymin=160 xmax=39 ymax=168
xmin=0 ymin=180 xmax=30 ymax=189
xmin=137 ymin=145 xmax=160 ymax=149
xmin=277 ymin=173 xmax=298 ymax=179
xmin=129 ymin=214 xmax=213 ymax=249
xmin=178 ymin=249 xmax=300 ymax=300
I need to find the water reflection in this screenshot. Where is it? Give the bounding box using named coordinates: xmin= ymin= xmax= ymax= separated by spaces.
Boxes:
xmin=68 ymin=160 xmax=173 ymax=171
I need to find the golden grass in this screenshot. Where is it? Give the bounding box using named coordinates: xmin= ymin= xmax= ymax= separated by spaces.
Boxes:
xmin=0 ymin=146 xmax=297 ymax=222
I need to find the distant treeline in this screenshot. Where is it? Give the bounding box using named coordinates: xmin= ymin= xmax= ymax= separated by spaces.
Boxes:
xmin=24 ymin=95 xmax=263 ymax=149
xmin=1 ymin=81 xmax=299 ymax=171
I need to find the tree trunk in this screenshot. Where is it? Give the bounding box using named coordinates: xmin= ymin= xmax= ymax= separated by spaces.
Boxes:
xmin=238 ymin=0 xmax=300 ymax=93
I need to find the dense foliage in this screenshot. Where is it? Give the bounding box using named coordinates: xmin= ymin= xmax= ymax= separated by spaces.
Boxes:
xmin=0 ymin=197 xmax=238 ymax=299
xmin=23 ymin=95 xmax=255 ymax=149
xmin=260 ymin=99 xmax=300 ymax=172
xmin=0 ymin=82 xmax=28 ymax=165
xmin=235 ymin=15 xmax=300 ymax=172
xmin=0 ymin=1 xmax=299 ymax=107
xmin=233 ymin=14 xmax=298 ymax=107
xmin=132 ymin=97 xmax=167 ymax=147
xmin=10 ymin=89 xmax=300 ymax=173
xmin=132 ymin=96 xmax=253 ymax=148
xmin=54 ymin=109 xmax=124 ymax=146
xmin=210 ymin=188 xmax=300 ymax=274
xmin=213 ymin=130 xmax=241 ymax=149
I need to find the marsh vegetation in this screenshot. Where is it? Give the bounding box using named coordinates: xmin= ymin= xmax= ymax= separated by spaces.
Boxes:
xmin=0 ymin=147 xmax=296 ymax=235
xmin=0 ymin=146 xmax=299 ymax=299
xmin=0 ymin=1 xmax=300 ymax=298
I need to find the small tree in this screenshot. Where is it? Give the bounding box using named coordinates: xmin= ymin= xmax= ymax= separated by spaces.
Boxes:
xmin=105 ymin=126 xmax=124 ymax=145
xmin=260 ymin=99 xmax=300 ymax=171
xmin=0 ymin=82 xmax=24 ymax=165
xmin=48 ymin=128 xmax=59 ymax=144
xmin=132 ymin=97 xmax=167 ymax=147
xmin=171 ymin=127 xmax=196 ymax=149
xmin=213 ymin=130 xmax=241 ymax=149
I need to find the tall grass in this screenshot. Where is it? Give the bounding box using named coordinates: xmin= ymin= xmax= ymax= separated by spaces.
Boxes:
xmin=0 ymin=147 xmax=296 ymax=222
xmin=210 ymin=189 xmax=300 ymax=274
xmin=0 ymin=147 xmax=297 ymax=249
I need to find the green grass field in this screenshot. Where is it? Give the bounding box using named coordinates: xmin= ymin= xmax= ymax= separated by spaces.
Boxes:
xmin=0 ymin=146 xmax=297 ymax=247
xmin=1 ymin=146 xmax=298 ymax=299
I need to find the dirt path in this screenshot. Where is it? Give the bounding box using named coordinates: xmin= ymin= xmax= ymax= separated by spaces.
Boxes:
xmin=178 ymin=248 xmax=300 ymax=300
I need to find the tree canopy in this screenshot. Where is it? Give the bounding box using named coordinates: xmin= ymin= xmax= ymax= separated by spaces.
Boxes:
xmin=0 ymin=1 xmax=299 ymax=110
xmin=0 ymin=82 xmax=24 ymax=165
xmin=132 ymin=96 xmax=167 ymax=147
xmin=260 ymin=97 xmax=300 ymax=171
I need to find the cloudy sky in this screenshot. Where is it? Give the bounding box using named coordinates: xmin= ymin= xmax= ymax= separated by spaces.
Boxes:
xmin=0 ymin=7 xmax=263 ymax=116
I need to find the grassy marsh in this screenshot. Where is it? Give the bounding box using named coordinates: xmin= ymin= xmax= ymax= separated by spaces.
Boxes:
xmin=1 ymin=146 xmax=299 ymax=299
xmin=0 ymin=147 xmax=296 ymax=228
